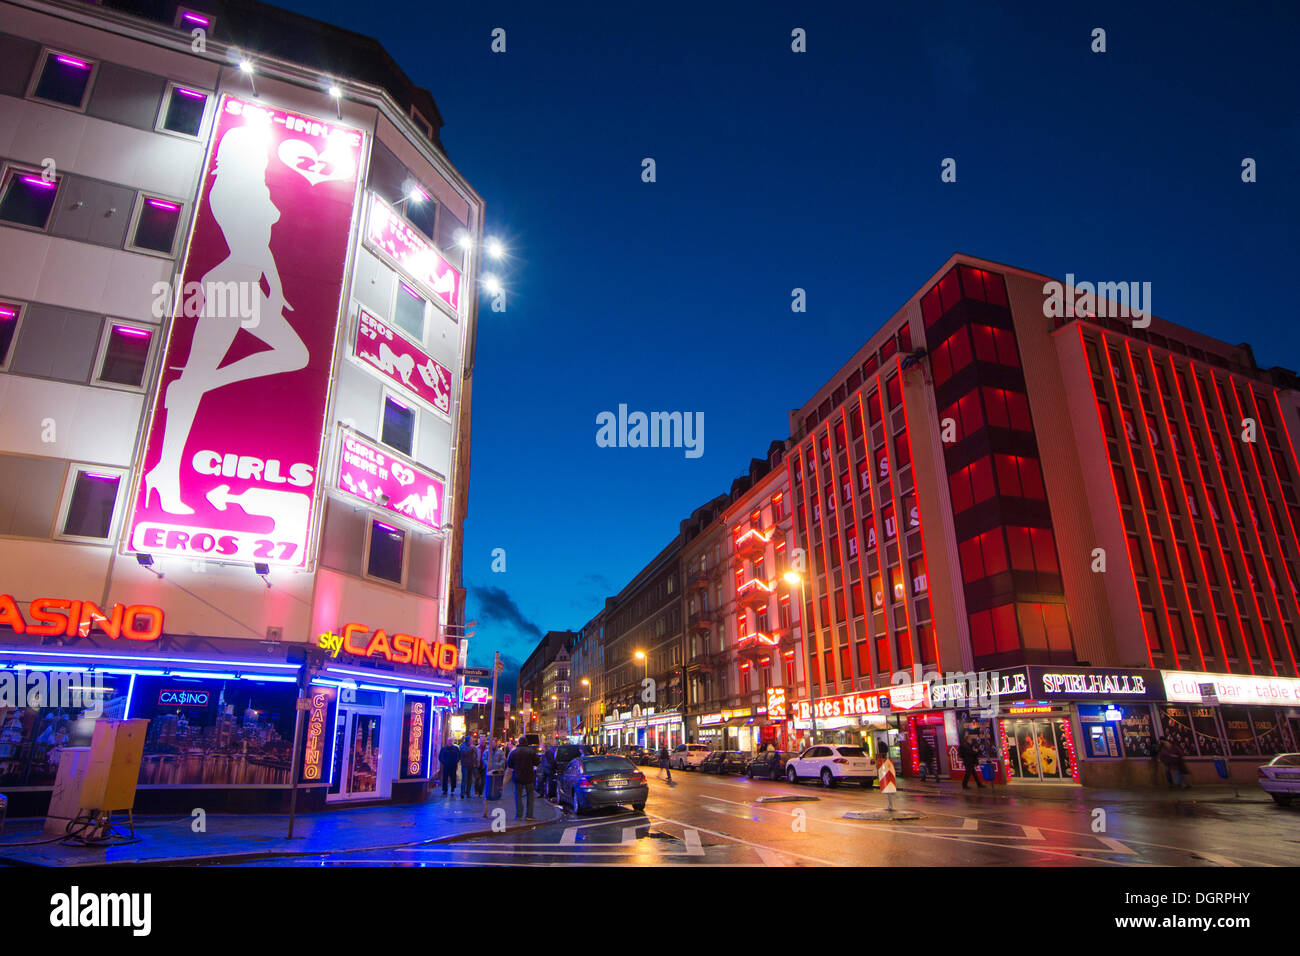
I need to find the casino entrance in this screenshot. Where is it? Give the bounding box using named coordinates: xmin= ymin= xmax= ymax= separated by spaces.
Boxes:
xmin=998 ymin=707 xmax=1078 ymax=783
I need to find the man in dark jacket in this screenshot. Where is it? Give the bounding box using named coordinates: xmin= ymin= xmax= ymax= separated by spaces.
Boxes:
xmin=507 ymin=739 xmax=541 ymax=820
xmin=438 ymin=740 xmax=460 ymax=796
xmin=959 ymin=738 xmax=984 ymax=790
xmin=458 ymin=737 xmax=480 ymax=798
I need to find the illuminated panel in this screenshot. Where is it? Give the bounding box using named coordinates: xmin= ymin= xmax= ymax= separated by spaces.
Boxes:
xmin=893 ymin=355 xmax=941 ymax=671
xmin=1188 ymin=362 xmax=1276 ymax=673
xmin=0 ymin=594 xmax=163 ymax=641
xmin=1147 ymin=351 xmax=1233 ymax=666
xmin=1123 ymin=341 xmax=1204 ymax=669
xmin=129 ymin=95 xmax=366 ymax=568
xmin=353 ymin=308 xmax=452 ymax=415
xmin=1168 ymin=357 xmax=1254 ymax=674
xmin=1204 ymin=368 xmax=1296 ymax=674
xmin=1078 ymin=327 xmax=1154 ymax=666
xmin=365 ymin=194 xmax=461 ymax=311
xmin=301 ymin=687 xmax=335 ymax=782
xmin=336 ymin=430 xmax=445 ymax=532
xmin=1231 ymin=384 xmax=1300 ymax=660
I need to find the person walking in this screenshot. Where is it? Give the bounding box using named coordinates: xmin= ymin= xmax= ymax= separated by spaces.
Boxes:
xmin=438 ymin=739 xmax=461 ymax=796
xmin=657 ymin=744 xmax=672 ymax=783
xmin=959 ymin=737 xmax=985 ymax=790
xmin=507 ymin=736 xmax=541 ymax=820
xmin=475 ymin=737 xmax=488 ymax=795
xmin=459 ymin=736 xmax=480 ymax=798
xmin=1158 ymin=740 xmax=1192 ymax=789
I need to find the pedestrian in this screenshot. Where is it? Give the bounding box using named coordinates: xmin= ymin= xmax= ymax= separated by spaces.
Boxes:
xmin=507 ymin=735 xmax=541 ymax=820
xmin=459 ymin=736 xmax=479 ymax=798
xmin=1158 ymin=740 xmax=1191 ymax=789
xmin=475 ymin=738 xmax=488 ymax=795
xmin=658 ymin=744 xmax=672 ymax=783
xmin=537 ymin=740 xmax=558 ymax=800
xmin=438 ymin=739 xmax=461 ymax=796
xmin=959 ymin=737 xmax=985 ymax=790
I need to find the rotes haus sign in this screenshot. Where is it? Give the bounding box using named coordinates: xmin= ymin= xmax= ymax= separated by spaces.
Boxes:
xmin=128 ymin=95 xmax=365 ymax=568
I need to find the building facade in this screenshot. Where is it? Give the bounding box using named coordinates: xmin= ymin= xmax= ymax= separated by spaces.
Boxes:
xmin=0 ymin=0 xmax=483 ymax=814
xmin=786 ymin=253 xmax=1300 ymax=786
xmin=569 ymin=608 xmax=604 ymax=743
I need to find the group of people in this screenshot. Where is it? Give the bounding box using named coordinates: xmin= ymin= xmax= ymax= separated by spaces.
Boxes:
xmin=435 ymin=734 xmax=546 ymax=820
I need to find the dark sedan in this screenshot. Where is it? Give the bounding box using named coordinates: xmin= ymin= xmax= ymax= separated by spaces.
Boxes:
xmin=558 ymin=755 xmax=648 ymax=814
xmin=746 ymin=750 xmax=796 ymax=780
xmin=699 ymin=750 xmax=749 ymax=774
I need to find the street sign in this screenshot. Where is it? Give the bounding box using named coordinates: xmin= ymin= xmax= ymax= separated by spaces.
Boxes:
xmin=463 ymin=667 xmax=491 ymax=679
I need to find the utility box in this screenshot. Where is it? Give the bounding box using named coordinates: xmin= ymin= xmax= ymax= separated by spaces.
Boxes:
xmin=44 ymin=719 xmax=148 ymax=837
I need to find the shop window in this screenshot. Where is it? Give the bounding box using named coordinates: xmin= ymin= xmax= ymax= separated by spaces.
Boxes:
xmin=96 ymin=323 xmax=153 ymax=387
xmin=159 ymin=84 xmax=208 ymax=137
xmin=0 ymin=301 xmax=23 ymax=369
xmin=394 ymin=282 xmax=426 ymax=341
xmin=0 ymin=168 xmax=60 ymax=230
xmin=367 ymin=519 xmax=405 ymax=583
xmin=60 ymin=468 xmax=121 ymax=539
xmin=30 ymin=50 xmax=95 ymax=109
xmin=129 ymin=197 xmax=183 ymax=255
xmin=381 ymin=394 xmax=416 ymax=456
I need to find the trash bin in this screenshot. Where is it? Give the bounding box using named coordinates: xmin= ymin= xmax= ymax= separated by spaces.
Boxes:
xmin=1213 ymin=759 xmax=1229 ymax=780
xmin=486 ymin=770 xmax=504 ymax=801
xmin=980 ymin=762 xmax=996 ymax=783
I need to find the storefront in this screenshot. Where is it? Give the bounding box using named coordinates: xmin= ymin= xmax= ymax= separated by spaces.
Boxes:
xmin=791 ymin=683 xmax=931 ymax=766
xmin=0 ymin=599 xmax=458 ymax=816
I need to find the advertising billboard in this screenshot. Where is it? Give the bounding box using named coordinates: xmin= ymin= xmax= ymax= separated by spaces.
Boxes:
xmin=335 ymin=431 xmax=445 ymax=532
xmin=127 ymin=95 xmax=366 ymax=568
xmin=353 ymin=308 xmax=452 ymax=415
xmin=365 ymin=194 xmax=461 ymax=313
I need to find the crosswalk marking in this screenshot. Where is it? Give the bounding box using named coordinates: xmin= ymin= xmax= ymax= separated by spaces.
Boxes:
xmin=683 ymin=827 xmax=704 ymax=856
xmin=1020 ymin=825 xmax=1045 ymax=840
xmin=1095 ymin=837 xmax=1136 ymax=854
xmin=560 ymin=828 xmax=577 ymax=845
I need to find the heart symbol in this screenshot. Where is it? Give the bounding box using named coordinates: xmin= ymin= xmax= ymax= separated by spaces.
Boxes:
xmin=277 ymin=139 xmax=355 ymax=186
xmin=391 ymin=462 xmax=416 ymax=487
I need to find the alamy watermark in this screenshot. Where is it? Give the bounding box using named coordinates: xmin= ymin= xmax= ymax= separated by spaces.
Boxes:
xmin=596 ymin=404 xmax=704 ymax=459
xmin=1042 ymin=273 xmax=1152 ymax=327
xmin=0 ymin=670 xmax=109 ymax=716
xmin=151 ymin=279 xmax=262 ymax=328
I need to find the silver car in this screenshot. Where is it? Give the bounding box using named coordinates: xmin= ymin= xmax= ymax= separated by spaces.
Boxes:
xmin=1258 ymin=753 xmax=1300 ymax=806
xmin=558 ymin=755 xmax=649 ymax=815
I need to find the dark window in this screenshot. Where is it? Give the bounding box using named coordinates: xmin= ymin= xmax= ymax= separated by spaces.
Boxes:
xmin=33 ymin=52 xmax=93 ymax=107
xmin=0 ymin=170 xmax=59 ymax=229
xmin=99 ymin=325 xmax=152 ymax=386
xmin=381 ymin=395 xmax=415 ymax=455
xmin=0 ymin=303 xmax=19 ymax=365
xmin=63 ymin=471 xmax=120 ymax=538
xmin=161 ymin=86 xmax=207 ymax=136
xmin=132 ymin=198 xmax=182 ymax=253
xmin=367 ymin=520 xmax=405 ymax=583
xmin=394 ymin=282 xmax=425 ymax=340
xmin=406 ymin=193 xmax=437 ymax=241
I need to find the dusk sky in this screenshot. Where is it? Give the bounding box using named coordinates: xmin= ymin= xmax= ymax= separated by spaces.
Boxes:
xmin=277 ymin=0 xmax=1300 ymax=679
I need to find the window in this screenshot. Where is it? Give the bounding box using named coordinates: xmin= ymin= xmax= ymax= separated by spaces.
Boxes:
xmin=0 ymin=168 xmax=60 ymax=230
xmin=174 ymin=7 xmax=216 ymax=33
xmin=406 ymin=190 xmax=437 ymax=241
xmin=940 ymin=391 xmax=984 ymax=439
xmin=158 ymin=84 xmax=209 ymax=137
xmin=959 ymin=529 xmax=1008 ymax=582
xmin=59 ymin=468 xmax=122 ymax=540
xmin=129 ymin=197 xmax=183 ymax=255
xmin=30 ymin=50 xmax=95 ymax=109
xmin=96 ymin=323 xmax=153 ymax=387
xmin=982 ymin=387 xmax=1032 ymax=431
xmin=949 ymin=457 xmax=995 ymax=513
xmin=0 ymin=301 xmax=23 ymax=369
xmin=366 ymin=520 xmax=406 ymax=584
xmin=993 ymin=454 xmax=1045 ymax=499
xmin=393 ymin=282 xmax=426 ymax=341
xmin=381 ymin=394 xmax=416 ymax=455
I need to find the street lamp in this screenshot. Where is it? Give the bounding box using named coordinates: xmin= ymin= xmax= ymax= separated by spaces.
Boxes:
xmin=634 ymin=650 xmax=648 ymax=747
xmin=784 ymin=571 xmax=819 ymax=746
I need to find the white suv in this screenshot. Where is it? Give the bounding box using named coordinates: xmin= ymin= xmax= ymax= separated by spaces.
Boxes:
xmin=670 ymin=743 xmax=711 ymax=770
xmin=786 ymin=745 xmax=876 ymax=788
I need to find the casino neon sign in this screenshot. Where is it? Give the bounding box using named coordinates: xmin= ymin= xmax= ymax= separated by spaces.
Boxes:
xmin=317 ymin=623 xmax=458 ymax=671
xmin=0 ymin=594 xmax=163 ymax=641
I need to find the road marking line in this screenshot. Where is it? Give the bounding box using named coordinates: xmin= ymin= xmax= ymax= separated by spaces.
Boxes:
xmin=621 ymin=827 xmax=640 ymax=844
xmin=645 ymin=812 xmax=842 ymax=867
xmin=683 ymin=828 xmax=704 ymax=856
xmin=559 ymin=828 xmax=577 ymax=845
xmin=1020 ymin=825 xmax=1045 ymax=840
xmin=962 ymin=818 xmax=978 ymax=830
xmin=1095 ymin=837 xmax=1136 ymax=854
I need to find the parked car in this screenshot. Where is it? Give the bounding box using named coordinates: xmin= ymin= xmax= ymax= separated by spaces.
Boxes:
xmin=537 ymin=743 xmax=586 ymax=798
xmin=639 ymin=749 xmax=664 ymax=766
xmin=699 ymin=750 xmax=749 ymax=774
xmin=746 ymin=750 xmax=796 ymax=781
xmin=669 ymin=743 xmax=712 ymax=770
xmin=1258 ymin=753 xmax=1300 ymax=805
xmin=557 ymin=754 xmax=648 ymax=814
xmin=785 ymin=745 xmax=875 ymax=788
xmin=620 ymin=745 xmax=647 ymax=764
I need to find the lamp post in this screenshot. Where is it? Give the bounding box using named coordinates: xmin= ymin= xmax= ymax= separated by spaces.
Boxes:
xmin=635 ymin=650 xmax=648 ymax=747
xmin=784 ymin=571 xmax=819 ymax=746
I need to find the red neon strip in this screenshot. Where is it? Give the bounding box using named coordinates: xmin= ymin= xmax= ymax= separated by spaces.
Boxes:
xmin=1168 ymin=357 xmax=1254 ymax=674
xmin=839 ymin=403 xmax=874 ymax=682
xmin=1148 ymin=351 xmax=1233 ymax=667
xmin=879 ymin=368 xmax=909 ymax=676
xmin=795 ymin=439 xmax=827 ymax=697
xmin=785 ymin=451 xmax=810 ymax=700
xmin=1189 ymin=361 xmax=1276 ymax=674
xmin=1249 ymin=387 xmax=1300 ymax=635
xmin=1205 ymin=367 xmax=1296 ymax=675
xmin=810 ymin=429 xmax=839 ymax=687
xmin=1099 ymin=334 xmax=1175 ymax=666
xmin=1125 ymin=342 xmax=1205 ymax=669
xmin=1271 ymin=390 xmax=1300 ymax=484
xmin=854 ymin=389 xmax=893 ymax=676
xmin=892 ymin=356 xmax=939 ymax=672
xmin=1233 ymin=384 xmax=1300 ymax=668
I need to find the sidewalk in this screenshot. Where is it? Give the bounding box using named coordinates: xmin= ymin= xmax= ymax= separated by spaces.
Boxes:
xmin=894 ymin=780 xmax=1271 ymax=806
xmin=0 ymin=790 xmax=565 ymax=867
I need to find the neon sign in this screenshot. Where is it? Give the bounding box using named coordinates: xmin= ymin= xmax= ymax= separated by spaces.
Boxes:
xmin=766 ymin=686 xmax=788 ymax=721
xmin=407 ymin=699 xmax=427 ymax=775
xmin=461 ymin=684 xmax=492 ymax=705
xmin=158 ymin=689 xmax=210 ymax=707
xmin=303 ymin=689 xmax=332 ymax=781
xmin=317 ymin=624 xmax=458 ymax=671
xmin=0 ymin=595 xmax=163 ymax=641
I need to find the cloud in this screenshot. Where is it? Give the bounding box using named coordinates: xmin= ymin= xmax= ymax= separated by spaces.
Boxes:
xmin=470 ymin=585 xmax=543 ymax=639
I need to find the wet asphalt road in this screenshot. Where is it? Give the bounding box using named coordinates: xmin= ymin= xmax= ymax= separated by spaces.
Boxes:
xmin=216 ymin=767 xmax=1300 ymax=866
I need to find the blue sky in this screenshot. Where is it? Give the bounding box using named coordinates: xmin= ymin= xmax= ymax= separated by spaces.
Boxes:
xmin=276 ymin=0 xmax=1300 ymax=679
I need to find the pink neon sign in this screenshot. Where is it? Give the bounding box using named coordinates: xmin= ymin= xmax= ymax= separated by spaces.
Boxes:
xmin=336 ymin=432 xmax=444 ymax=532
xmin=353 ymin=308 xmax=451 ymax=415
xmin=366 ymin=195 xmax=461 ymax=312
xmin=128 ymin=95 xmax=365 ymax=568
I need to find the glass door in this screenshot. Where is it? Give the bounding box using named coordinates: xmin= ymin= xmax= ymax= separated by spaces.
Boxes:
xmin=327 ymin=706 xmax=389 ymax=802
xmin=1003 ymin=717 xmax=1070 ymax=781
